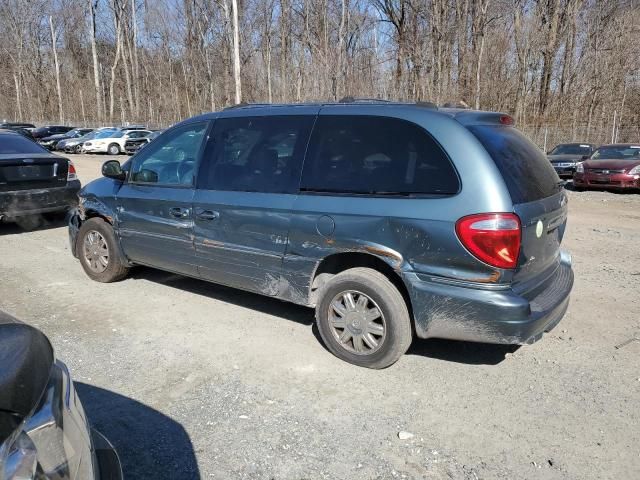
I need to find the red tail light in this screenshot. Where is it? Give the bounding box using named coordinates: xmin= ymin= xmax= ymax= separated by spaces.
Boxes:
xmin=67 ymin=161 xmax=78 ymax=181
xmin=455 ymin=213 xmax=521 ymax=269
xmin=499 ymin=115 xmax=515 ymax=126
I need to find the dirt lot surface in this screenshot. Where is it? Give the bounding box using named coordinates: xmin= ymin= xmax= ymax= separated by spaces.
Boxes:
xmin=1 ymin=153 xmax=639 ymax=480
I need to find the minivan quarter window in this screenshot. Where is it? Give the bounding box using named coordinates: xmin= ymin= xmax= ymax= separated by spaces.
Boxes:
xmin=198 ymin=115 xmax=314 ymax=194
xmin=301 ymin=116 xmax=459 ymax=195
xmin=129 ymin=122 xmax=208 ymax=186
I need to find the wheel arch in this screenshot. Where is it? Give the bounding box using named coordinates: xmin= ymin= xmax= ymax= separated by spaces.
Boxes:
xmin=309 ymin=252 xmax=413 ymax=319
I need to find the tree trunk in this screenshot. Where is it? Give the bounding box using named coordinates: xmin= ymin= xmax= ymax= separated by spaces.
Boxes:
xmin=231 ymin=0 xmax=242 ymax=104
xmin=89 ymin=0 xmax=102 ymax=122
xmin=49 ymin=16 xmax=64 ymax=122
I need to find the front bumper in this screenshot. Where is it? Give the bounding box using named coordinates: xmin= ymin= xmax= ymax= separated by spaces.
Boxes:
xmin=68 ymin=208 xmax=82 ymax=257
xmin=0 ymin=180 xmax=81 ymax=218
xmin=38 ymin=142 xmax=57 ymax=150
xmin=574 ymin=172 xmax=640 ymax=189
xmin=406 ymin=253 xmax=573 ymax=345
xmin=552 ymin=164 xmax=576 ymax=178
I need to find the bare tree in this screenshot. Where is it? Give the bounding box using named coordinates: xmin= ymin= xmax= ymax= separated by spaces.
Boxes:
xmin=231 ymin=0 xmax=242 ymax=103
xmin=0 ymin=0 xmax=637 ymax=144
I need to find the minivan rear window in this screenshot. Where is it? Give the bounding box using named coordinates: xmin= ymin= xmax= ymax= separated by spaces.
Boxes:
xmin=301 ymin=116 xmax=459 ymax=195
xmin=468 ymin=125 xmax=561 ymax=203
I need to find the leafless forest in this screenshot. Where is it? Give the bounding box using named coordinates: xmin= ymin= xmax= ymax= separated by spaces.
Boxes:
xmin=1 ymin=0 xmax=638 ymax=146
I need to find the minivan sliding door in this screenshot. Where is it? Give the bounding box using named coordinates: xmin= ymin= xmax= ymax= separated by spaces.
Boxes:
xmin=193 ymin=113 xmax=316 ymax=294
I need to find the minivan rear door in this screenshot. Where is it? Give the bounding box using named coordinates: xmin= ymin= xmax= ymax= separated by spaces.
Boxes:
xmin=193 ymin=112 xmax=317 ymax=294
xmin=468 ymin=125 xmax=567 ymax=285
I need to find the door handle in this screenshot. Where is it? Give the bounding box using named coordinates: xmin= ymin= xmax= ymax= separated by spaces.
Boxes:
xmin=195 ymin=209 xmax=219 ymax=221
xmin=169 ymin=207 xmax=190 ymax=218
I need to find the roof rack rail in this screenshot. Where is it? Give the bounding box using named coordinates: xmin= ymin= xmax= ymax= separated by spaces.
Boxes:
xmin=415 ymin=101 xmax=438 ymax=109
xmin=223 ymin=102 xmax=273 ymax=111
xmin=338 ymin=96 xmax=393 ymax=104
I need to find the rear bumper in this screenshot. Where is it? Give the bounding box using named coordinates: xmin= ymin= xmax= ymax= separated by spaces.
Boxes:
xmin=0 ymin=180 xmax=81 ymax=218
xmin=406 ymin=252 xmax=573 ymax=345
xmin=574 ymin=172 xmax=640 ymax=189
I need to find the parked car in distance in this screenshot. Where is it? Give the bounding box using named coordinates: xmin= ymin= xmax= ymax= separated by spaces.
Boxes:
xmin=547 ymin=143 xmax=596 ymax=178
xmin=0 ymin=123 xmax=37 ymax=139
xmin=0 ymin=122 xmax=36 ymax=130
xmin=0 ymin=130 xmax=80 ymax=222
xmin=573 ymin=144 xmax=640 ymax=190
xmin=39 ymin=128 xmax=94 ymax=151
xmin=83 ymin=129 xmax=152 ymax=155
xmin=124 ymin=130 xmax=161 ymax=155
xmin=31 ymin=125 xmax=74 ymax=139
xmin=68 ymin=102 xmax=573 ymax=368
xmin=0 ymin=310 xmax=122 ymax=480
xmin=117 ymin=124 xmax=147 ymax=130
xmin=58 ymin=128 xmax=116 ymax=154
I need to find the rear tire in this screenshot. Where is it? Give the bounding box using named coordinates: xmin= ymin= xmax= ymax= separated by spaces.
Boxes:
xmin=77 ymin=217 xmax=129 ymax=282
xmin=107 ymin=143 xmax=120 ymax=155
xmin=315 ymin=267 xmax=412 ymax=369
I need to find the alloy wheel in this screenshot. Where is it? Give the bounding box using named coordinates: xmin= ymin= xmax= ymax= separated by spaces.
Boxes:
xmin=83 ymin=230 xmax=109 ymax=273
xmin=328 ymin=290 xmax=386 ymax=355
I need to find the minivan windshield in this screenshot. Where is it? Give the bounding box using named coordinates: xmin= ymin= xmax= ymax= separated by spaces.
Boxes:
xmin=469 ymin=125 xmax=561 ymax=204
xmin=549 ymin=144 xmax=592 ymax=156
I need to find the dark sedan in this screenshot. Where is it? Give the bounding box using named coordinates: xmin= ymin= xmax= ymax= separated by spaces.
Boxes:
xmin=0 ymin=130 xmax=80 ymax=222
xmin=547 ymin=143 xmax=596 ymax=178
xmin=0 ymin=310 xmax=122 ymax=479
xmin=31 ymin=125 xmax=74 ymax=140
xmin=573 ymin=144 xmax=640 ymax=190
xmin=39 ymin=128 xmax=94 ymax=151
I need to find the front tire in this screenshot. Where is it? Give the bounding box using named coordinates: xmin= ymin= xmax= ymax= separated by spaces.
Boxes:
xmin=315 ymin=267 xmax=412 ymax=369
xmin=107 ymin=143 xmax=120 ymax=155
xmin=77 ymin=217 xmax=130 ymax=282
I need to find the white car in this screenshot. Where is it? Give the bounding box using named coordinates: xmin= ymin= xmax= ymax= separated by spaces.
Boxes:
xmin=82 ymin=129 xmax=151 ymax=155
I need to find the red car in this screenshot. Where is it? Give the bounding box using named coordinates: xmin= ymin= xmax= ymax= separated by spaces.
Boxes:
xmin=573 ymin=144 xmax=640 ymax=191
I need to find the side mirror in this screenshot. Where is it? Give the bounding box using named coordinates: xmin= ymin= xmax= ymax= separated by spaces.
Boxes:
xmin=102 ymin=160 xmax=126 ymax=181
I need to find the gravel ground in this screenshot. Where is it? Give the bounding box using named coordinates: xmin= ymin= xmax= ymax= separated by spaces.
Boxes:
xmin=1 ymin=153 xmax=639 ymax=480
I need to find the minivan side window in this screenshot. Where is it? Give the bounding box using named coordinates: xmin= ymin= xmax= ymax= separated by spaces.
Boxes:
xmin=301 ymin=116 xmax=459 ymax=195
xmin=198 ymin=116 xmax=314 ymax=193
xmin=129 ymin=122 xmax=208 ymax=186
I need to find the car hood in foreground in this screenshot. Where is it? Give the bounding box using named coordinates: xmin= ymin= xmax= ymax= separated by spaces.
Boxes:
xmin=0 ymin=312 xmax=54 ymax=423
xmin=581 ymin=159 xmax=640 ymax=171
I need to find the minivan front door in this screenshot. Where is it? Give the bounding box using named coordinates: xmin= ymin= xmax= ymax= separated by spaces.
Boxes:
xmin=193 ymin=113 xmax=316 ymax=294
xmin=116 ymin=122 xmax=210 ymax=276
